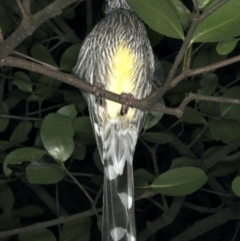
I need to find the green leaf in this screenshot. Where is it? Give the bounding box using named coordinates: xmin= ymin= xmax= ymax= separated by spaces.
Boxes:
xmin=196 ymin=0 xmax=213 ymax=9
xmin=12 ymin=205 xmax=44 ymax=218
xmin=134 ymin=169 xmax=156 ymax=186
xmin=0 ymin=212 xmax=21 ymax=231
xmin=41 ymin=113 xmax=75 ymax=162
xmin=198 ymin=73 xmax=218 ymax=96
xmin=10 ymin=121 xmax=32 ymax=142
xmin=210 ymin=159 xmax=240 ymax=177
xmin=201 ymin=145 xmax=223 ymax=159
xmin=60 ymin=217 xmax=91 ymax=241
xmin=57 ymin=105 xmax=78 ymax=120
xmin=73 ymin=117 xmax=95 ymax=145
xmin=0 ymin=7 xmax=10 ymax=37
xmin=151 ymin=167 xmax=208 ymax=196
xmin=191 ymin=0 xmax=240 ymax=43
xmin=71 ymin=142 xmax=86 ymax=161
xmin=216 ymin=38 xmax=239 ymax=55
xmin=192 ymin=44 xmax=226 ymax=69
xmin=127 ymin=0 xmax=184 ymax=39
xmin=19 ymin=229 xmax=57 ymax=241
xmin=232 ymin=176 xmax=240 ymax=197
xmin=60 ymin=43 xmax=81 ymax=71
xmin=146 ymin=27 xmax=163 ymax=47
xmin=35 ymin=75 xmax=61 ymax=101
xmin=168 ymin=0 xmax=191 ymax=30
xmin=26 ymin=161 xmax=65 ymax=184
xmin=0 ymin=184 xmax=14 ymax=213
xmin=200 ymin=102 xmax=221 ymax=118
xmin=183 ymin=107 xmax=207 ymax=125
xmin=3 ymin=148 xmax=46 ymax=176
xmin=0 ymin=103 xmax=9 ymax=133
xmin=170 ymin=157 xmax=201 ymax=169
xmin=209 ymin=120 xmax=240 ymax=143
xmin=62 ymin=6 xmax=76 ymax=19
xmin=220 ymin=86 xmax=240 ymax=119
xmin=143 ymin=98 xmax=165 ymax=131
xmin=93 ymin=147 xmax=103 ymax=173
xmin=31 ymin=44 xmax=57 ymax=67
xmin=13 ymin=71 xmax=32 ymax=93
xmin=141 ymin=132 xmax=173 ymax=144
xmin=64 ymin=91 xmax=87 ymax=113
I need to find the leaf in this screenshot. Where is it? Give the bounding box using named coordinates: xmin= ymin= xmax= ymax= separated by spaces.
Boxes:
xmin=200 ymin=102 xmax=221 ymax=118
xmin=31 ymin=44 xmax=57 ymax=67
xmin=62 ymin=6 xmax=76 ymax=19
xmin=183 ymin=107 xmax=207 ymax=125
xmin=196 ymin=0 xmax=213 ymax=9
xmin=191 ymin=0 xmax=240 ymax=43
xmin=201 ymin=145 xmax=223 ymax=159
xmin=198 ymin=73 xmax=218 ymax=96
xmin=210 ymin=159 xmax=240 ymax=177
xmin=0 ymin=103 xmax=9 ymax=133
xmin=73 ymin=117 xmax=95 ymax=145
xmin=12 ymin=205 xmax=44 ymax=218
xmin=151 ymin=167 xmax=208 ymax=196
xmin=71 ymin=142 xmax=87 ymax=161
xmin=143 ymin=98 xmax=165 ymax=131
xmin=35 ymin=75 xmax=61 ymax=100
xmin=216 ymin=38 xmax=239 ymax=55
xmin=19 ymin=229 xmax=56 ymax=241
xmin=60 ymin=217 xmax=91 ymax=241
xmin=127 ymin=0 xmax=184 ymax=39
xmin=0 ymin=184 xmax=14 ymax=213
xmin=0 ymin=212 xmax=21 ymax=231
xmin=220 ymin=86 xmax=240 ymax=119
xmin=41 ymin=113 xmax=75 ymax=162
xmin=146 ymin=27 xmax=163 ymax=47
xmin=60 ymin=43 xmax=81 ymax=71
xmin=57 ymin=105 xmax=78 ymax=120
xmin=0 ymin=7 xmax=10 ymax=37
xmin=141 ymin=132 xmax=173 ymax=144
xmin=134 ymin=169 xmax=156 ymax=186
xmin=232 ymin=176 xmax=240 ymax=197
xmin=192 ymin=44 xmax=226 ymax=69
xmin=26 ymin=161 xmax=65 ymax=184
xmin=168 ymin=0 xmax=191 ymax=30
xmin=209 ymin=120 xmax=240 ymax=143
xmin=64 ymin=91 xmax=87 ymax=113
xmin=13 ymin=71 xmax=32 ymax=93
xmin=93 ymin=147 xmax=103 ymax=173
xmin=3 ymin=148 xmax=46 ymax=176
xmin=170 ymin=157 xmax=201 ymax=169
xmin=10 ymin=121 xmax=32 ymax=142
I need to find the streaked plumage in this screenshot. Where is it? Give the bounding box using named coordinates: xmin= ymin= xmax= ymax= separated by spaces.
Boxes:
xmin=73 ymin=0 xmax=154 ymax=240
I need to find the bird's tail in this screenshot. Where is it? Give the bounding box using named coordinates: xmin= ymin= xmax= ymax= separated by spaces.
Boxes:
xmin=101 ymin=122 xmax=137 ymax=241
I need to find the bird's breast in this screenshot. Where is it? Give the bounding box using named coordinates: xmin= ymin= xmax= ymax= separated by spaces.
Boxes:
xmin=106 ymin=40 xmax=140 ymax=120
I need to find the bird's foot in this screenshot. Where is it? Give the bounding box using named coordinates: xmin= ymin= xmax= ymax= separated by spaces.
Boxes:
xmin=120 ymin=93 xmax=133 ymax=115
xmin=93 ymin=83 xmax=106 ymax=106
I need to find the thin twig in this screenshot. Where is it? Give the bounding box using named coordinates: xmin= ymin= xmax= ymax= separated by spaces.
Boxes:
xmin=16 ymin=0 xmax=28 ymax=18
xmin=63 ymin=163 xmax=94 ymax=205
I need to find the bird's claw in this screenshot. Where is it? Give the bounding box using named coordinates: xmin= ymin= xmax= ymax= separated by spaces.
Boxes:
xmin=93 ymin=83 xmax=106 ymax=106
xmin=120 ymin=93 xmax=133 ymax=115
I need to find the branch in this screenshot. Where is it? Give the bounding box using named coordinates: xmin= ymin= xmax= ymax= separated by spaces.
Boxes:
xmin=159 ymin=0 xmax=230 ymax=98
xmin=16 ymin=0 xmax=28 ymax=18
xmin=201 ymin=138 xmax=240 ymax=171
xmin=139 ymin=196 xmax=185 ymax=241
xmin=0 ymin=208 xmax=101 ymax=238
xmin=0 ymin=0 xmax=80 ymax=60
xmin=170 ymin=201 xmax=240 ymax=241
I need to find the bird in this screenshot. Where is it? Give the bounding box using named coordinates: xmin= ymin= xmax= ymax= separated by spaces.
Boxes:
xmin=73 ymin=0 xmax=155 ymax=240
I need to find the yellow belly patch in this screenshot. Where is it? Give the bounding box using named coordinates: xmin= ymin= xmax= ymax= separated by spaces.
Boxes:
xmin=106 ymin=41 xmax=137 ymax=119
